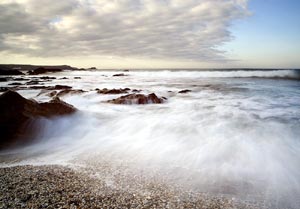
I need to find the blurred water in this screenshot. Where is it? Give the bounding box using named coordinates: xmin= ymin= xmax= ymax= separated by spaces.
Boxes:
xmin=1 ymin=70 xmax=300 ymax=208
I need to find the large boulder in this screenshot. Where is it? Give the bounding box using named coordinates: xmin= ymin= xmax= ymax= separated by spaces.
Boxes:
xmin=107 ymin=93 xmax=165 ymax=105
xmin=0 ymin=90 xmax=76 ymax=149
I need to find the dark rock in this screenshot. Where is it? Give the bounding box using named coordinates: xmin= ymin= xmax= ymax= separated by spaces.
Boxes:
xmin=132 ymin=89 xmax=141 ymax=93
xmin=90 ymin=67 xmax=96 ymax=70
xmin=0 ymin=69 xmax=24 ymax=75
xmin=0 ymin=87 xmax=9 ymax=92
xmin=47 ymin=91 xmax=58 ymax=97
xmin=123 ymin=70 xmax=129 ymax=72
xmin=0 ymin=91 xmax=76 ymax=149
xmin=60 ymin=77 xmax=68 ymax=80
xmin=13 ymin=77 xmax=30 ymax=81
xmin=28 ymin=67 xmax=62 ymax=75
xmin=29 ymin=86 xmax=51 ymax=90
xmin=8 ymin=82 xmax=23 ymax=86
xmin=0 ymin=77 xmax=8 ymax=82
xmin=97 ymin=88 xmax=130 ymax=94
xmin=113 ymin=73 xmax=127 ymax=77
xmin=107 ymin=93 xmax=165 ymax=105
xmin=178 ymin=89 xmax=192 ymax=94
xmin=48 ymin=85 xmax=72 ymax=90
xmin=56 ymin=89 xmax=86 ymax=97
xmin=74 ymin=77 xmax=81 ymax=79
xmin=26 ymin=80 xmax=40 ymax=85
xmin=39 ymin=76 xmax=56 ymax=80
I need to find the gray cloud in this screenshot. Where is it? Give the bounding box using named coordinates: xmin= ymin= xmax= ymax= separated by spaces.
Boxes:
xmin=0 ymin=0 xmax=249 ymax=61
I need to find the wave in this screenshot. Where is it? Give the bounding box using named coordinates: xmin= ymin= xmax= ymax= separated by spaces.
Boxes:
xmin=68 ymin=69 xmax=300 ymax=80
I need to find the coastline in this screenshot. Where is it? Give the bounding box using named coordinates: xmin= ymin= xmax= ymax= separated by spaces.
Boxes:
xmin=0 ymin=164 xmax=258 ymax=209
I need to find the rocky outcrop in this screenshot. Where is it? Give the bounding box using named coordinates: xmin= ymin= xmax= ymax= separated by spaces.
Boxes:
xmin=107 ymin=93 xmax=165 ymax=105
xmin=0 ymin=90 xmax=76 ymax=149
xmin=0 ymin=68 xmax=24 ymax=75
xmin=28 ymin=67 xmax=62 ymax=75
xmin=97 ymin=88 xmax=130 ymax=94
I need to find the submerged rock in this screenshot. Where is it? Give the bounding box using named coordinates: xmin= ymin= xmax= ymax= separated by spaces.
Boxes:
xmin=107 ymin=93 xmax=165 ymax=105
xmin=48 ymin=85 xmax=72 ymax=90
xmin=56 ymin=89 xmax=86 ymax=97
xmin=178 ymin=89 xmax=192 ymax=94
xmin=0 ymin=90 xmax=76 ymax=149
xmin=113 ymin=73 xmax=127 ymax=77
xmin=97 ymin=88 xmax=130 ymax=94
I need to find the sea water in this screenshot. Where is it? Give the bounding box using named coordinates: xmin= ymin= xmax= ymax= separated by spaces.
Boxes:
xmin=1 ymin=69 xmax=300 ymax=208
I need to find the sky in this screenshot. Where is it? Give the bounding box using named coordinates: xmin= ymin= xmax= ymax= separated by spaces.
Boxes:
xmin=0 ymin=0 xmax=299 ymax=69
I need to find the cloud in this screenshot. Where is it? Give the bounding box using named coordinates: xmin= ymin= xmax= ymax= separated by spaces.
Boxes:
xmin=0 ymin=0 xmax=249 ymax=62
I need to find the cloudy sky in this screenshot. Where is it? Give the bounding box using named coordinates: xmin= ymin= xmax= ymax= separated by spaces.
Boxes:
xmin=0 ymin=0 xmax=299 ymax=68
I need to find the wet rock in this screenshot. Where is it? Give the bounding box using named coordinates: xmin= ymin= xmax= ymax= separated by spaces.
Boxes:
xmin=107 ymin=93 xmax=165 ymax=105
xmin=0 ymin=90 xmax=76 ymax=149
xmin=113 ymin=73 xmax=127 ymax=77
xmin=0 ymin=69 xmax=24 ymax=75
xmin=48 ymin=85 xmax=72 ymax=90
xmin=56 ymin=89 xmax=86 ymax=97
xmin=39 ymin=76 xmax=56 ymax=80
xmin=29 ymin=86 xmax=51 ymax=90
xmin=47 ymin=91 xmax=58 ymax=97
xmin=8 ymin=82 xmax=23 ymax=86
xmin=13 ymin=77 xmax=30 ymax=81
xmin=0 ymin=77 xmax=8 ymax=82
xmin=26 ymin=80 xmax=40 ymax=85
xmin=178 ymin=89 xmax=192 ymax=94
xmin=0 ymin=87 xmax=9 ymax=92
xmin=28 ymin=67 xmax=62 ymax=75
xmin=97 ymin=88 xmax=130 ymax=94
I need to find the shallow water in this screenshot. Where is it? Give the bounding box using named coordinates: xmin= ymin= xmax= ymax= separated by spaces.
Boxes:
xmin=1 ymin=69 xmax=300 ymax=208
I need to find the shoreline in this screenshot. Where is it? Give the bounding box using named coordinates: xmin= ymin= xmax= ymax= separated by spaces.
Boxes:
xmin=0 ymin=164 xmax=259 ymax=209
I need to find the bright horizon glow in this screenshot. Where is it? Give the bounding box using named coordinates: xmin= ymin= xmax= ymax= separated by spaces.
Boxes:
xmin=0 ymin=0 xmax=299 ymax=69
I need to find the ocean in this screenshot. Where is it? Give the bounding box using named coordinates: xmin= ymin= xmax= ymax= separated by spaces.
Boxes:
xmin=1 ymin=69 xmax=300 ymax=208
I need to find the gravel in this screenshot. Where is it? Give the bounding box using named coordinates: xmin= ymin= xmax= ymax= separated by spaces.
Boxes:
xmin=0 ymin=165 xmax=261 ymax=209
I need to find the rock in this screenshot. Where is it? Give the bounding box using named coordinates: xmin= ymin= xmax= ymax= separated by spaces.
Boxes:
xmin=29 ymin=86 xmax=51 ymax=90
xmin=107 ymin=93 xmax=165 ymax=105
xmin=0 ymin=77 xmax=8 ymax=82
xmin=13 ymin=77 xmax=30 ymax=81
xmin=60 ymin=77 xmax=68 ymax=80
xmin=47 ymin=91 xmax=58 ymax=97
xmin=48 ymin=85 xmax=72 ymax=90
xmin=0 ymin=68 xmax=24 ymax=75
xmin=0 ymin=87 xmax=9 ymax=92
xmin=28 ymin=67 xmax=62 ymax=75
xmin=56 ymin=89 xmax=86 ymax=97
xmin=39 ymin=76 xmax=56 ymax=80
xmin=113 ymin=73 xmax=127 ymax=77
xmin=123 ymin=70 xmax=129 ymax=72
xmin=178 ymin=89 xmax=192 ymax=94
xmin=26 ymin=80 xmax=40 ymax=85
xmin=74 ymin=77 xmax=81 ymax=79
xmin=90 ymin=67 xmax=96 ymax=70
xmin=97 ymin=88 xmax=130 ymax=94
xmin=8 ymin=82 xmax=23 ymax=86
xmin=0 ymin=90 xmax=76 ymax=149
